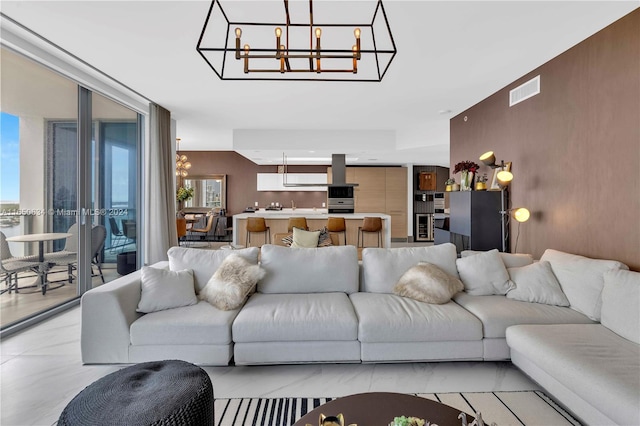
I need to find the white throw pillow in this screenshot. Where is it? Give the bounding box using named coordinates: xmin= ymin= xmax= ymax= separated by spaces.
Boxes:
xmin=540 ymin=249 xmax=629 ymax=321
xmin=456 ymin=249 xmax=514 ymax=296
xmin=601 ymin=269 xmax=640 ymax=344
xmin=393 ymin=262 xmax=464 ymax=304
xmin=290 ymin=228 xmax=321 ymax=248
xmin=137 ymin=266 xmax=197 ymax=313
xmin=199 ymin=254 xmax=265 ymax=310
xmin=506 ymin=261 xmax=569 ymax=306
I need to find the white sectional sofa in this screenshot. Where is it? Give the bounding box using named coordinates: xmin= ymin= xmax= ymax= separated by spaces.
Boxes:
xmin=80 ymin=243 xmax=639 ymax=425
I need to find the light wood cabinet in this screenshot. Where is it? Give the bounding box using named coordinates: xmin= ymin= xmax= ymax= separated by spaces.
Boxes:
xmin=354 ymin=168 xmax=386 ymax=213
xmin=327 ymin=166 xmax=408 ymax=240
xmin=385 ymin=167 xmax=408 ymax=239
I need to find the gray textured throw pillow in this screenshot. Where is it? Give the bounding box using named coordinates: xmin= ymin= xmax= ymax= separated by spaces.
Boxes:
xmin=199 ymin=254 xmax=265 ymax=310
xmin=393 ymin=262 xmax=464 ymax=304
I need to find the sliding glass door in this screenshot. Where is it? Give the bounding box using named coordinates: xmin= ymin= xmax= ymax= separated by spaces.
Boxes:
xmin=0 ymin=46 xmax=143 ymax=331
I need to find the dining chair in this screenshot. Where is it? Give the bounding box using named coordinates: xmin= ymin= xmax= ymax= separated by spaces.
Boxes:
xmin=108 ymin=217 xmax=125 ymax=253
xmin=176 ymin=218 xmax=188 ymax=246
xmin=0 ymin=231 xmax=39 ymax=294
xmin=91 ymin=225 xmax=107 ymax=284
xmin=190 ymin=214 xmax=215 ymax=247
xmin=357 ymin=216 xmax=383 ymax=248
xmin=246 ymin=217 xmax=270 ymax=247
xmin=327 ymin=217 xmax=347 ymax=245
xmin=44 ymin=223 xmax=79 ymax=283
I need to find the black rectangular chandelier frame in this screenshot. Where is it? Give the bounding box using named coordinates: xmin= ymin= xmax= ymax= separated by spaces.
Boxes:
xmin=196 ymin=0 xmax=397 ymax=82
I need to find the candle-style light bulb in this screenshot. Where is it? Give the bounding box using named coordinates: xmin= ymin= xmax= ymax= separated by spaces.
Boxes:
xmin=275 ymin=27 xmax=282 ymax=59
xmin=354 ymin=28 xmax=361 ymax=60
xmin=315 ymin=27 xmax=322 ymax=38
xmin=354 ymin=27 xmax=361 ymax=38
xmin=352 ymin=45 xmax=358 ymax=73
xmin=235 ymin=28 xmax=242 ymax=59
xmin=243 ymin=44 xmax=250 ymax=73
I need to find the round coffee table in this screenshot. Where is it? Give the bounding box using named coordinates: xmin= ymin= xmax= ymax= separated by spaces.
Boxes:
xmin=294 ymin=392 xmax=472 ymax=426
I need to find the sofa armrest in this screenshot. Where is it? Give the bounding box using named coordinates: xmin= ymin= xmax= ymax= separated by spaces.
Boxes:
xmin=80 ymin=261 xmax=168 ymax=364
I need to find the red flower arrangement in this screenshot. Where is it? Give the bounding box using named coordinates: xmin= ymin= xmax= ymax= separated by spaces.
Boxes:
xmin=453 ymin=161 xmax=480 ymax=174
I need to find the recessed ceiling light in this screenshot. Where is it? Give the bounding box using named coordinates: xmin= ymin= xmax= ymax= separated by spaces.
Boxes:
xmin=309 ymin=150 xmax=315 ymax=153
xmin=438 ymin=109 xmax=452 ymax=115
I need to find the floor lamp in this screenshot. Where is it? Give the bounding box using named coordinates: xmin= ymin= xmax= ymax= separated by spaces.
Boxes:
xmin=479 ymin=151 xmax=529 ymax=253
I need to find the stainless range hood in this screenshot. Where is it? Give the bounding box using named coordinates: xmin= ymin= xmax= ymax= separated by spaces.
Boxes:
xmin=282 ymin=153 xmax=358 ymax=187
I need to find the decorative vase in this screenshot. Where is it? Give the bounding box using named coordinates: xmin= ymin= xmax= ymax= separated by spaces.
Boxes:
xmin=475 ymin=182 xmax=486 ymax=191
xmin=445 ymin=184 xmax=452 ymax=192
xmin=451 ymin=183 xmax=460 ymax=191
xmin=460 ymin=171 xmax=474 ymax=191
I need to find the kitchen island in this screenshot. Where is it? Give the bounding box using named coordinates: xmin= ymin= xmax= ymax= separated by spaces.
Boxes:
xmin=233 ymin=209 xmax=391 ymax=248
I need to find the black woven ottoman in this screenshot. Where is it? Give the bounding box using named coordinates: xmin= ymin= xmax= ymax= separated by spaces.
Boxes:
xmin=58 ymin=360 xmax=213 ymax=425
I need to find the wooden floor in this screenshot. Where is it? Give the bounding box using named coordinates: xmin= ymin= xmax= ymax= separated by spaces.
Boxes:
xmin=0 ymin=266 xmax=120 ymax=328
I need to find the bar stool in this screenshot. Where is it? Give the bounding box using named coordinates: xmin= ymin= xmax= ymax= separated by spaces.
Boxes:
xmin=287 ymin=217 xmax=308 ymax=232
xmin=327 ymin=217 xmax=347 ymax=245
xmin=357 ymin=216 xmax=382 ymax=248
xmin=246 ymin=217 xmax=270 ymax=246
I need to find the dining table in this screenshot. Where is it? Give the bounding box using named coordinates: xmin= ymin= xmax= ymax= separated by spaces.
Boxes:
xmin=6 ymin=232 xmax=72 ymax=295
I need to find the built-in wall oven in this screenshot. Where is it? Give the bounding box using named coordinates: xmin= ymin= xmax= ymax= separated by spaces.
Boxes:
xmin=328 ymin=185 xmax=355 ymax=213
xmin=434 ymin=192 xmax=446 ymax=213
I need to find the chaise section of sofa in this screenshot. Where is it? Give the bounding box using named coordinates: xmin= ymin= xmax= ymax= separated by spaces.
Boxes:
xmin=507 ymin=267 xmax=640 ymax=426
xmin=453 ymin=293 xmax=594 ymax=360
xmin=232 ymin=244 xmax=361 ymax=364
xmin=356 ymin=243 xmax=484 ymax=362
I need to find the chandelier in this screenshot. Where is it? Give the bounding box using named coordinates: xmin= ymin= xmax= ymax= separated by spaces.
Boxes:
xmin=196 ymin=0 xmax=396 ymax=82
xmin=175 ymin=138 xmax=191 ymax=178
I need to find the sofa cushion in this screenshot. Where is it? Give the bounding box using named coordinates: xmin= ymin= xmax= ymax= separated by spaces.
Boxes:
xmin=393 ymin=262 xmax=463 ymax=304
xmin=136 ymin=267 xmax=197 ymax=313
xmin=130 ymin=301 xmax=239 ymax=345
xmin=350 ymin=292 xmax=483 ymax=343
xmin=506 ymin=261 xmax=569 ymax=306
xmin=456 ymin=249 xmax=514 ymax=296
xmin=540 ymin=249 xmax=629 ymax=321
xmin=199 ymin=254 xmax=265 ymax=311
xmin=232 ymin=293 xmax=358 ymax=342
xmin=257 ymin=244 xmax=358 ymax=294
xmin=461 ymin=250 xmax=534 ymax=268
xmin=601 ymin=269 xmax=640 ymax=344
xmin=361 ymin=243 xmax=459 ymax=293
xmin=168 ymin=246 xmax=260 ymax=292
xmin=507 ymin=324 xmax=640 ymax=426
xmin=454 ymin=292 xmax=593 ymax=338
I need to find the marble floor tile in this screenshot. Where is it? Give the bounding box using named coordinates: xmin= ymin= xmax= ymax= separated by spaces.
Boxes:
xmin=0 ymin=306 xmax=540 ymax=426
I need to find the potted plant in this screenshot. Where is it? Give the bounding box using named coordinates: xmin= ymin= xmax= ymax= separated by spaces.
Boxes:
xmin=444 ymin=178 xmax=456 ymax=192
xmin=475 ymin=173 xmax=488 ymax=191
xmin=176 ymin=186 xmax=194 ymax=212
xmin=453 ymin=161 xmax=480 ymax=191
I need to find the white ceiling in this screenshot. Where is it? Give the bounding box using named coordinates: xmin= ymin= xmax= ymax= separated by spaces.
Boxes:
xmin=1 ymin=1 xmax=637 ymax=166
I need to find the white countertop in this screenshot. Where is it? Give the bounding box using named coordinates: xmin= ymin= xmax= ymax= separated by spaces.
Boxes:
xmin=234 ymin=210 xmax=390 ymax=220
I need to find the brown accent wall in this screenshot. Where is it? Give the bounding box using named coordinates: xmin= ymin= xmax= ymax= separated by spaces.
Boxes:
xmin=450 ymin=10 xmax=640 ymax=270
xmin=182 ymin=151 xmax=330 ymax=216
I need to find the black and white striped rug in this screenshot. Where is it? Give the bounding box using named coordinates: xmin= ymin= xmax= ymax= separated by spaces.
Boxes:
xmin=214 ymin=391 xmax=580 ymax=426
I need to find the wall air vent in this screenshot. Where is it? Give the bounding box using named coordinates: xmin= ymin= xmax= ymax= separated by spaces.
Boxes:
xmin=509 ymin=75 xmax=540 ymax=107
